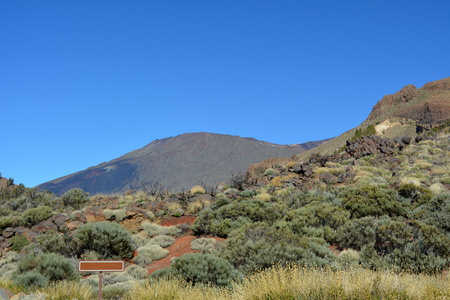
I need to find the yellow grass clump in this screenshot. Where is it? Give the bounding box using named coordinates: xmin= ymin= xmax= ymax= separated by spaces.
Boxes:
xmin=167 ymin=202 xmax=182 ymax=212
xmin=314 ymin=167 xmax=331 ymax=175
xmin=255 ymin=193 xmax=272 ymax=202
xmin=271 ymin=176 xmax=282 ymax=187
xmin=190 ymin=185 xmax=206 ymax=195
xmin=188 ymin=199 xmax=210 ymax=214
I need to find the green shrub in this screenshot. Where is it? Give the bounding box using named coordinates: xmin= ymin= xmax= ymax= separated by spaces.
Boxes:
xmin=376 ymin=220 xmax=412 ymax=253
xmin=398 ymin=183 xmax=432 ymax=207
xmin=264 ymin=168 xmax=275 ymax=176
xmin=410 ymin=193 xmax=450 ymax=232
xmin=286 ymin=202 xmax=350 ymax=243
xmin=0 ymin=216 xmax=13 ymax=230
xmin=209 ymin=198 xmax=230 ymax=210
xmin=191 ymin=199 xmax=281 ymax=237
xmin=337 ymin=216 xmax=376 ymax=250
xmin=190 ymin=238 xmax=217 ymax=251
xmin=75 ymin=221 xmax=135 ymax=259
xmin=14 ymin=270 xmax=49 ymax=289
xmin=219 ymin=222 xmax=335 ymax=274
xmin=338 ymin=186 xmax=407 ymax=218
xmin=10 ymin=235 xmax=31 ymax=252
xmin=150 ymin=235 xmax=175 ymax=248
xmin=38 ymin=253 xmax=79 ymax=282
xmin=173 ymin=208 xmax=185 ymax=217
xmin=152 ymin=253 xmax=242 ymax=287
xmin=20 ymin=205 xmax=53 ymax=227
xmin=13 ymin=253 xmax=78 ymax=289
xmin=239 ymin=190 xmax=256 ymax=198
xmin=61 ymin=188 xmax=89 ymax=209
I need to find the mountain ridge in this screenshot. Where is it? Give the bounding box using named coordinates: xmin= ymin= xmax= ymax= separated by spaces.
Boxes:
xmin=38 ymin=132 xmax=329 ymax=195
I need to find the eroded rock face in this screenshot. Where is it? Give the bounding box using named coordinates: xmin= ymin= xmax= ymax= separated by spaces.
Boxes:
xmin=368 ymin=84 xmax=417 ymax=121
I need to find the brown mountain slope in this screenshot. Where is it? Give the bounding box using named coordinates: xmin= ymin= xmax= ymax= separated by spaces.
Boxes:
xmin=295 ymin=77 xmax=450 ymax=159
xmin=38 ymin=132 xmax=328 ymax=195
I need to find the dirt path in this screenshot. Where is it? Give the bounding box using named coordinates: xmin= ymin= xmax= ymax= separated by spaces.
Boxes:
xmin=147 ymin=235 xmax=199 ymax=274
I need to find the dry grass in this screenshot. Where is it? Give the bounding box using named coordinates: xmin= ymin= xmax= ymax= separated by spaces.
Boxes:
xmin=37 ymin=280 xmax=95 ymax=300
xmin=188 ymin=199 xmax=210 ymax=214
xmin=432 ymin=165 xmax=450 ymax=175
xmin=123 ymin=265 xmax=450 ymax=300
xmin=190 ymin=185 xmax=206 ymax=195
xmin=314 ymin=167 xmax=331 ymax=175
xmin=167 ymin=202 xmax=182 ymax=212
xmin=255 ymin=192 xmax=272 ymax=202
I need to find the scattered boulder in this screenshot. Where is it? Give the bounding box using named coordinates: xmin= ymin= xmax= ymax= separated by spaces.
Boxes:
xmin=2 ymin=228 xmax=14 ymax=238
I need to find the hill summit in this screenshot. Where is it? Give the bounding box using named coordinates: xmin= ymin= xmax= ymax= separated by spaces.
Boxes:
xmin=38 ymin=132 xmax=327 ymax=195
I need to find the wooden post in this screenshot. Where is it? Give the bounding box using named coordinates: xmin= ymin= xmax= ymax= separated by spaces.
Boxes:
xmin=78 ymin=260 xmax=124 ymax=300
xmin=99 ymin=271 xmax=103 ymax=300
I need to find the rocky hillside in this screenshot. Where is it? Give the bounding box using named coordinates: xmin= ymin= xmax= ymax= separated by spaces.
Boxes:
xmin=297 ymin=77 xmax=450 ymax=159
xmin=38 ymin=133 xmax=328 ymax=195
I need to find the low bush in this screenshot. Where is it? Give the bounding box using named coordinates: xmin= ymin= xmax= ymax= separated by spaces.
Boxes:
xmin=10 ymin=235 xmax=31 ymax=252
xmin=61 ymin=188 xmax=89 ymax=209
xmin=133 ymin=244 xmax=168 ymax=267
xmin=190 ymin=238 xmax=217 ymax=251
xmin=151 ymin=253 xmax=242 ymax=287
xmin=337 ymin=216 xmax=376 ymax=250
xmin=149 ymin=235 xmax=175 ymax=248
xmin=0 ymin=216 xmax=13 ymax=230
xmin=338 ymin=186 xmax=407 ymax=218
xmin=398 ymin=183 xmax=432 ymax=207
xmin=220 ymin=222 xmax=335 ymax=274
xmin=75 ymin=221 xmax=135 ymax=259
xmin=191 ymin=199 xmax=281 ymax=237
xmin=337 ymin=249 xmax=360 ymax=268
xmin=13 ymin=253 xmax=79 ymax=289
xmin=141 ymin=222 xmax=181 ymax=237
xmin=264 ymin=168 xmax=275 ymax=176
xmin=103 ymin=209 xmax=127 ymax=222
xmin=20 ymin=205 xmax=53 ymax=227
xmin=125 ymin=264 xmax=148 ymax=280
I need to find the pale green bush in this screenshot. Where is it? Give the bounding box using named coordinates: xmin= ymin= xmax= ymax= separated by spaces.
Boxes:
xmin=125 ymin=264 xmax=148 ymax=280
xmin=191 ymin=238 xmax=217 ymax=251
xmin=150 ymin=235 xmax=175 ymax=248
xmin=133 ymin=244 xmax=168 ymax=267
xmin=103 ymin=209 xmax=127 ymax=222
xmin=141 ymin=222 xmax=181 ymax=237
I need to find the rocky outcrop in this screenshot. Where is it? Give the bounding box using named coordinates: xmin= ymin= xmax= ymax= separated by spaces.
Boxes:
xmin=345 ymin=135 xmax=411 ymax=159
xmin=368 ymin=85 xmax=417 ymax=121
xmin=290 ymin=135 xmax=413 ymax=185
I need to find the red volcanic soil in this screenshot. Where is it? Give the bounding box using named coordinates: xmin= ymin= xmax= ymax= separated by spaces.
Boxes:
xmin=159 ymin=215 xmax=196 ymax=226
xmin=147 ymin=235 xmax=198 ymax=275
xmin=145 ymin=233 xmax=227 ymax=275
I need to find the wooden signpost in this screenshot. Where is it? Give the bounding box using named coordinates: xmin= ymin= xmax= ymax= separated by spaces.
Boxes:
xmin=78 ymin=260 xmax=124 ymax=300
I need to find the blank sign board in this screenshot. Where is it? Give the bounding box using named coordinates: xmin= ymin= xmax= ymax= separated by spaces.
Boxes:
xmin=78 ymin=260 xmax=124 ymax=272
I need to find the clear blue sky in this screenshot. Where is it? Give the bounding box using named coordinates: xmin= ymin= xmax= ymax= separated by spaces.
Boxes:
xmin=1 ymin=0 xmax=449 ymax=188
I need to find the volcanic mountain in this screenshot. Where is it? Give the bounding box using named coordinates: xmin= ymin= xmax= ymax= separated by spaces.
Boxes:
xmin=38 ymin=133 xmax=328 ymax=195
